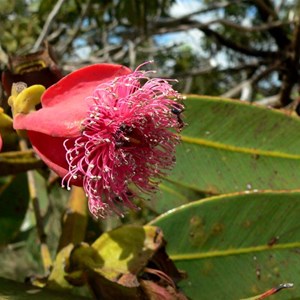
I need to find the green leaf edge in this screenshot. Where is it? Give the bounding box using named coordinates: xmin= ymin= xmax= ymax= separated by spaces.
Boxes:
xmin=149 ymin=190 xmax=300 ymax=261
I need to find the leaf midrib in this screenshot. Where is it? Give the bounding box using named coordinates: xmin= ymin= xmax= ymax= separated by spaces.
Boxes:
xmin=170 ymin=241 xmax=300 ymax=261
xmin=181 ymin=135 xmax=300 ymax=159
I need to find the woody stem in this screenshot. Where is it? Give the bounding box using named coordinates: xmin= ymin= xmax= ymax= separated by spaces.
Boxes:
xmin=19 ymin=138 xmax=52 ymax=273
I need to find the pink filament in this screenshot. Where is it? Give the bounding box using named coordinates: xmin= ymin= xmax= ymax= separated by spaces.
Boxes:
xmin=62 ymin=64 xmax=184 ymax=219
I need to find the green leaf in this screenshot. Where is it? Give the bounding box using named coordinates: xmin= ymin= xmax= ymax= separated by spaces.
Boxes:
xmin=150 ymin=180 xmax=203 ymax=214
xmin=0 ymin=173 xmax=29 ymax=244
xmin=150 ymin=191 xmax=300 ymax=299
xmin=0 ymin=276 xmax=90 ymax=300
xmin=169 ymin=96 xmax=300 ymax=194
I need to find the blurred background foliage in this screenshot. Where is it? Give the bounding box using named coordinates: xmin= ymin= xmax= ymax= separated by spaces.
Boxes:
xmin=0 ymin=0 xmax=299 ymax=103
xmin=0 ymin=0 xmax=300 ymax=299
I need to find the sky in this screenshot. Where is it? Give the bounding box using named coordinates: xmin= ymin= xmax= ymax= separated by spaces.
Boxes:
xmin=154 ymin=0 xmax=204 ymax=53
xmin=155 ymin=0 xmax=226 ymax=66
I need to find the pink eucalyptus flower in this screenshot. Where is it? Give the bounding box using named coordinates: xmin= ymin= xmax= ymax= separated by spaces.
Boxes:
xmin=13 ymin=62 xmax=184 ymax=218
xmin=0 ymin=135 xmax=2 ymax=151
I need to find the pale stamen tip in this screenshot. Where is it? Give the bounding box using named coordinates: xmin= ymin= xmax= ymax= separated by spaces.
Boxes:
xmin=62 ymin=61 xmax=183 ymax=219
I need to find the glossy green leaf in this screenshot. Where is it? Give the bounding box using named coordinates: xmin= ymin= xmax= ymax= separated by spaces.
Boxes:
xmin=0 ymin=277 xmax=90 ymax=300
xmin=0 ymin=173 xmax=29 ymax=244
xmin=168 ymin=96 xmax=300 ymax=194
xmin=150 ymin=191 xmax=300 ymax=299
xmin=149 ymin=180 xmax=203 ymax=214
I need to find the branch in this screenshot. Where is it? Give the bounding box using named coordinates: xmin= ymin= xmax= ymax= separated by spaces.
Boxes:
xmin=32 ymin=0 xmax=67 ymax=52
xmin=159 ymin=1 xmax=239 ymax=27
xmin=175 ymin=66 xmax=216 ymax=78
xmin=256 ymin=94 xmax=280 ymax=107
xmin=207 ymin=19 xmax=294 ymax=33
xmin=58 ymin=0 xmax=91 ymax=54
xmin=221 ymin=79 xmax=252 ymax=98
xmin=252 ymin=0 xmax=291 ymax=48
xmin=19 ymin=138 xmax=52 ymax=273
xmin=98 ymin=20 xmax=119 ymax=63
xmin=128 ymin=40 xmax=136 ymax=69
xmin=183 ymin=76 xmax=193 ymax=94
xmin=221 ymin=64 xmax=280 ymax=98
xmin=274 ymin=0 xmax=285 ymax=14
xmin=199 ymin=26 xmax=277 ymax=58
xmin=278 ymin=21 xmax=300 ymax=106
xmin=153 ymin=21 xmax=277 ymax=58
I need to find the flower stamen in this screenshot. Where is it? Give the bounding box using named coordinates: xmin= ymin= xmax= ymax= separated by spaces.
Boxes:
xmin=62 ymin=63 xmax=184 ymax=219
